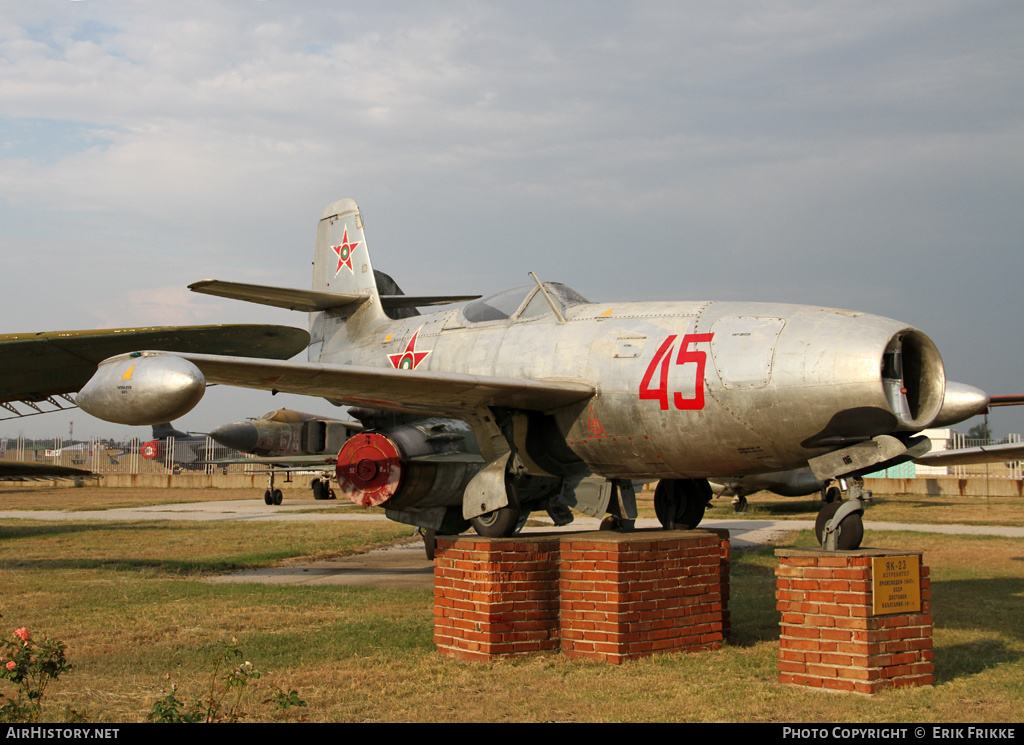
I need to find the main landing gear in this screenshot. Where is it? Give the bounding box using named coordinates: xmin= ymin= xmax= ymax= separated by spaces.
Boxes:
xmin=470 ymin=505 xmax=523 ymax=537
xmin=815 ymin=479 xmax=868 ymax=550
xmin=311 ymin=477 xmax=336 ymax=501
xmin=654 ymin=478 xmax=711 ymax=530
xmin=262 ymin=468 xmax=284 ymax=505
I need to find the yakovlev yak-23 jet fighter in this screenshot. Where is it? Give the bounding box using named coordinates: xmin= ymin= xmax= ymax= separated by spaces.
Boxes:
xmin=78 ymin=198 xmax=991 ymax=551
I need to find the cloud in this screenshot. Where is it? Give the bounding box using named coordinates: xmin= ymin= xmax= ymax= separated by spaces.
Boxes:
xmin=1 ymin=1 xmax=1022 ymax=437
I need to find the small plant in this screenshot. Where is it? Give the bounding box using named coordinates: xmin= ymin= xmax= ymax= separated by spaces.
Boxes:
xmin=0 ymin=622 xmax=72 ymax=723
xmin=148 ymin=638 xmax=306 ymax=723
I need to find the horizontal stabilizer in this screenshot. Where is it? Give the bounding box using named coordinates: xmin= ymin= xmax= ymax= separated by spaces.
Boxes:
xmin=189 ymin=280 xmax=479 ymax=312
xmin=189 ymin=280 xmax=366 ymax=312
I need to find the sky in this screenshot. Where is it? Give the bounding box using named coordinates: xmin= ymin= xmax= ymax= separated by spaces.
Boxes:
xmin=1 ymin=0 xmax=1022 ymax=442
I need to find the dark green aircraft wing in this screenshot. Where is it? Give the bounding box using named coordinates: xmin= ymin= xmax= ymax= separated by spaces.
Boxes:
xmin=0 ymin=460 xmax=94 ymax=480
xmin=0 ymin=324 xmax=309 ymax=418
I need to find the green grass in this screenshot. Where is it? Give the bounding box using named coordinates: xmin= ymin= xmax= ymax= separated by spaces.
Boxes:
xmin=3 ymin=513 xmax=1023 ymax=722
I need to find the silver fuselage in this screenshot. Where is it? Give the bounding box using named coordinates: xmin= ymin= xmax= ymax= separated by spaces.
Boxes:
xmin=312 ymin=295 xmax=942 ymax=481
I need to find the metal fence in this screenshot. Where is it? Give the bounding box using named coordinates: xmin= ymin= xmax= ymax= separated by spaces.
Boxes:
xmin=0 ymin=435 xmax=260 ymax=476
xmin=3 ymin=431 xmax=1021 ymax=480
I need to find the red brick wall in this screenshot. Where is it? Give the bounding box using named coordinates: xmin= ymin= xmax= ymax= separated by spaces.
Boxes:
xmin=434 ymin=529 xmax=730 ymax=664
xmin=775 ymin=549 xmax=933 ymax=694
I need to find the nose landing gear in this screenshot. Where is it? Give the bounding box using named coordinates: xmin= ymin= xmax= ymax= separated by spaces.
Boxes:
xmin=815 ymin=479 xmax=869 ymax=550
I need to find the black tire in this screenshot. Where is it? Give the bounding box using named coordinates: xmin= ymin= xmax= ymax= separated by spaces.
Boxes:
xmin=312 ymin=480 xmax=328 ymax=500
xmin=264 ymin=490 xmax=273 ymax=505
xmin=422 ymin=529 xmax=437 ymax=560
xmin=815 ymin=501 xmax=864 ymax=550
xmin=272 ymin=489 xmax=283 ymax=506
xmin=654 ymin=480 xmax=677 ymax=529
xmin=680 ymin=479 xmax=710 ymax=529
xmin=654 ymin=479 xmax=709 ymax=530
xmin=471 ymin=505 xmax=521 ymax=537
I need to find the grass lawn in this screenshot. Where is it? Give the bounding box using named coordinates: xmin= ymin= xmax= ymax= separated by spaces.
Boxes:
xmin=1 ymin=486 xmax=1022 ymax=722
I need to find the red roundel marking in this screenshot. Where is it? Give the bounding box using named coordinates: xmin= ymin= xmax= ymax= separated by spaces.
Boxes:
xmin=335 ymin=433 xmax=402 ymax=507
xmin=331 ymin=227 xmax=360 ymax=275
xmin=141 ymin=440 xmax=160 ymax=460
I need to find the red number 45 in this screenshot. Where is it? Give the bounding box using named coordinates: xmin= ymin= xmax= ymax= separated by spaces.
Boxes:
xmin=639 ymin=333 xmax=714 ymax=411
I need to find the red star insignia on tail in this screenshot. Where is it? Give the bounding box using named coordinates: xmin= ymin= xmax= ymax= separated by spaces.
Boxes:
xmin=331 ymin=227 xmax=360 ymax=275
xmin=388 ymin=330 xmax=431 ymax=370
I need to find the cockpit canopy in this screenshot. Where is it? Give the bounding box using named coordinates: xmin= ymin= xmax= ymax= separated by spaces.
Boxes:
xmin=461 ymin=282 xmax=589 ymax=324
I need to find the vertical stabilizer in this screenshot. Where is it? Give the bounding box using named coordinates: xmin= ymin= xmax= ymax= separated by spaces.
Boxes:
xmin=310 ymin=199 xmax=387 ymax=361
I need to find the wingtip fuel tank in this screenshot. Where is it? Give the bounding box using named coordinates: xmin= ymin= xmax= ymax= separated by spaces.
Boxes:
xmin=77 ymin=352 xmax=206 ymax=426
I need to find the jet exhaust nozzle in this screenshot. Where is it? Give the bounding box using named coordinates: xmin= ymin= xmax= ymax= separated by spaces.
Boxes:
xmin=78 ymin=352 xmax=206 ymax=426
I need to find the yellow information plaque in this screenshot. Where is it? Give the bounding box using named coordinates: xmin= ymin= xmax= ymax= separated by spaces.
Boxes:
xmin=872 ymin=555 xmax=921 ymax=615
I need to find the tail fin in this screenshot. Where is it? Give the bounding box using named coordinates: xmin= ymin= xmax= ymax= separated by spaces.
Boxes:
xmin=152 ymin=423 xmax=188 ymax=439
xmin=310 ymin=199 xmax=388 ymax=360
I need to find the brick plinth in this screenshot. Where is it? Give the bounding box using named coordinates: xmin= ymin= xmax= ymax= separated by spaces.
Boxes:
xmin=434 ymin=529 xmax=730 ymax=664
xmin=433 ymin=535 xmax=562 ymax=661
xmin=775 ymin=548 xmax=933 ymax=694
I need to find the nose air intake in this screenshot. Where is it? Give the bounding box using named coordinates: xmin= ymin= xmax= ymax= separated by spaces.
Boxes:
xmin=882 ymin=329 xmax=944 ymax=430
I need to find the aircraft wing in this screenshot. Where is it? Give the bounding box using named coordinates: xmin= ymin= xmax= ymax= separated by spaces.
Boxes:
xmin=81 ymin=351 xmax=596 ymax=423
xmin=184 ymin=353 xmax=595 ymax=416
xmin=0 ymin=324 xmax=309 ymax=419
xmin=913 ymin=441 xmax=1024 ymax=467
xmin=0 ymin=460 xmax=94 ymax=480
xmin=205 ymin=454 xmax=338 ymax=466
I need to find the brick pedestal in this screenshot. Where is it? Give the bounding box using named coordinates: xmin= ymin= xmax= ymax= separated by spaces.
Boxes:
xmin=775 ymin=548 xmax=933 ymax=694
xmin=433 ymin=529 xmax=729 ymax=664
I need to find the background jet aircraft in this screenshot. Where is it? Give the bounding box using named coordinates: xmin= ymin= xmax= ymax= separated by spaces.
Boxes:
xmin=78 ymin=198 xmax=997 ymax=550
xmin=207 ymin=408 xmax=361 ymax=503
xmin=137 ymin=422 xmax=236 ymax=469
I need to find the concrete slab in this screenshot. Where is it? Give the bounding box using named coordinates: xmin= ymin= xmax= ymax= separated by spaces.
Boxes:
xmin=205 ymin=540 xmax=435 ymax=589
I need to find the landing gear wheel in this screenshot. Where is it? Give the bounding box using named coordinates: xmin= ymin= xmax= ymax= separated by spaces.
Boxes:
xmin=421 ymin=529 xmax=437 ymax=560
xmin=815 ymin=501 xmax=864 ymax=550
xmin=654 ymin=480 xmax=676 ymax=528
xmin=732 ymin=495 xmax=748 ymax=513
xmin=471 ymin=505 xmax=521 ymax=537
xmin=312 ymin=479 xmax=329 ymax=500
xmin=264 ymin=489 xmax=274 ymax=505
xmin=654 ymin=479 xmax=709 ymax=530
xmin=272 ymin=489 xmax=283 ymax=506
